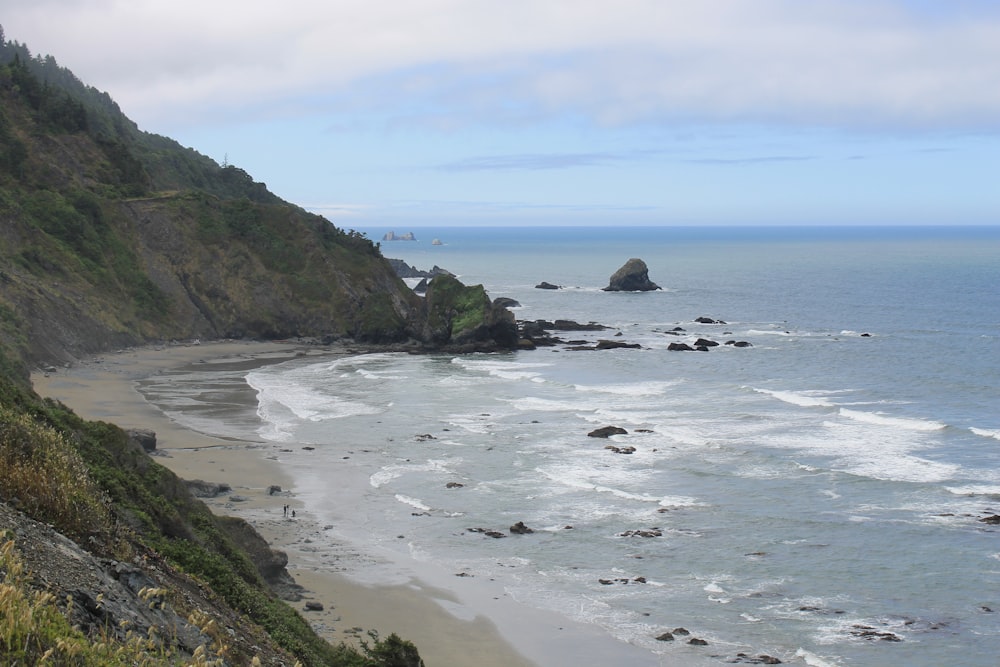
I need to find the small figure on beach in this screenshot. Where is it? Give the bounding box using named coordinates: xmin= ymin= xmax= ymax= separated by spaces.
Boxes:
xmin=292 ymin=510 xmax=296 ymax=518
xmin=283 ymin=504 xmax=288 ymax=517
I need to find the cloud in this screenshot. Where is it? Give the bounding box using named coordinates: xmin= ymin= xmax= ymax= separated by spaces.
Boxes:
xmin=436 ymin=151 xmax=624 ymax=171
xmin=6 ymin=1 xmax=1000 ymax=131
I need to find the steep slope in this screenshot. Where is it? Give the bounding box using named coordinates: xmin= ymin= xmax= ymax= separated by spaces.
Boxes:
xmin=0 ymin=35 xmax=516 ymax=368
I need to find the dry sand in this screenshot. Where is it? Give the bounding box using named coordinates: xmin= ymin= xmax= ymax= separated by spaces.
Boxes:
xmin=31 ymin=341 xmax=540 ymax=667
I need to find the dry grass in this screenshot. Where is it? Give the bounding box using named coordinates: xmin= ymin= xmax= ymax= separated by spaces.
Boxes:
xmin=0 ymin=539 xmax=273 ymax=666
xmin=0 ymin=405 xmax=114 ymax=541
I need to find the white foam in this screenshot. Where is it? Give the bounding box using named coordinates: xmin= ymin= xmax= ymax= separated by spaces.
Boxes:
xmin=752 ymin=387 xmax=836 ymax=408
xmin=536 ymin=467 xmax=701 ymax=507
xmin=839 ymin=408 xmax=946 ymax=432
xmin=945 ymin=484 xmax=1000 ymax=496
xmin=794 ymin=649 xmax=843 ymax=667
xmin=370 ymin=459 xmax=456 ymax=488
xmin=452 ymin=358 xmax=552 ymax=382
xmin=395 ymin=494 xmax=431 ymax=512
xmin=971 ymin=427 xmax=1000 ymax=441
xmin=574 ymin=380 xmax=680 ymax=397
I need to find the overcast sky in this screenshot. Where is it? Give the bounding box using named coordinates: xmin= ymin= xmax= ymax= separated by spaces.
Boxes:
xmin=6 ymin=1 xmax=1000 ymax=227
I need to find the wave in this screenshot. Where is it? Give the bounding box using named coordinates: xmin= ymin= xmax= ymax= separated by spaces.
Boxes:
xmin=395 ymin=494 xmax=431 ymax=512
xmin=944 ymin=484 xmax=1000 ymax=497
xmin=752 ymin=387 xmax=837 ymax=408
xmin=451 ymin=357 xmax=551 ymax=382
xmin=536 ymin=467 xmax=700 ymax=508
xmin=838 ymin=408 xmax=946 ymax=432
xmin=574 ymin=379 xmax=680 ymax=397
xmin=971 ymin=427 xmax=1000 ymax=441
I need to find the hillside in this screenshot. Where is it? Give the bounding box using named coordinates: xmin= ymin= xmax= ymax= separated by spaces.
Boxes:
xmin=0 ymin=28 xmax=518 ymax=666
xmin=0 ymin=31 xmax=516 ymax=369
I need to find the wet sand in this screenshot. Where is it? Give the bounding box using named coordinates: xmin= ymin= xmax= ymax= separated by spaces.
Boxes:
xmin=32 ymin=341 xmax=540 ymax=667
xmin=33 ymin=340 xmax=676 ymax=667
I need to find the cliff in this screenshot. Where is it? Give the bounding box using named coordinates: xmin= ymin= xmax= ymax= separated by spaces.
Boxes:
xmin=0 ymin=29 xmax=517 ymax=666
xmin=0 ymin=36 xmax=516 ymax=370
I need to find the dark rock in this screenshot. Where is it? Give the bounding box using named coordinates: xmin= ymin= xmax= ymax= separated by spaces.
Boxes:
xmin=446 ymin=482 xmax=465 ymax=489
xmin=688 ymin=637 xmax=709 ymax=646
xmin=980 ymin=514 xmax=1000 ymax=524
xmin=185 ymin=480 xmax=232 ymax=498
xmin=551 ymin=319 xmax=608 ymax=331
xmin=595 ymin=339 xmax=642 ymax=350
xmin=484 ymin=530 xmax=507 ymax=539
xmin=667 ymin=342 xmax=695 ymax=351
xmin=535 ymin=281 xmax=561 ymax=289
xmin=725 ymin=340 xmax=753 ymax=347
xmin=304 ymin=601 xmax=324 ymax=611
xmin=695 ymin=316 xmax=726 ymax=324
xmin=126 ymin=428 xmax=157 ymax=452
xmin=694 ymin=338 xmax=719 ymax=347
xmin=605 ymin=445 xmax=636 ymax=454
xmin=731 ymin=653 xmax=783 ymax=664
xmin=509 ymin=521 xmax=534 ymax=534
xmin=493 ymin=297 xmax=521 ymax=308
xmin=588 ymin=426 xmax=628 ymax=438
xmin=267 ymin=485 xmax=282 ymax=495
xmin=618 ymin=528 xmax=663 ymax=538
xmin=850 ymin=625 xmax=901 ymax=641
xmin=413 ymin=278 xmax=429 ymax=294
xmin=603 ymin=258 xmax=661 ymax=292
xmin=655 ymin=632 xmax=675 ymax=641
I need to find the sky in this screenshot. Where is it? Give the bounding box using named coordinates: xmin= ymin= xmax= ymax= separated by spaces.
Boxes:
xmin=5 ymin=1 xmax=1000 ymax=227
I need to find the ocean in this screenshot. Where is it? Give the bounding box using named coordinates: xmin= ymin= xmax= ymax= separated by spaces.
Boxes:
xmin=140 ymin=226 xmax=1000 ymax=666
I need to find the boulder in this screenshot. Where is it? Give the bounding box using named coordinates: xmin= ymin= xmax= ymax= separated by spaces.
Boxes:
xmin=694 ymin=338 xmax=719 ymax=347
xmin=185 ymin=480 xmax=232 ymax=498
xmin=509 ymin=521 xmax=534 ymax=534
xmin=667 ymin=342 xmax=694 ymax=351
xmin=595 ymin=339 xmax=642 ymax=350
xmin=535 ymin=281 xmax=561 ymax=290
xmin=695 ymin=316 xmax=725 ymax=324
xmin=588 ymin=426 xmax=628 ymax=438
xmin=602 ymin=258 xmax=661 ymax=292
xmin=304 ymin=601 xmax=324 ymax=611
xmin=126 ymin=428 xmax=157 ymax=452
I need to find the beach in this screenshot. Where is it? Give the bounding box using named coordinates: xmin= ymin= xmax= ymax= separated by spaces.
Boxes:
xmin=31 ymin=340 xmax=544 ymax=667
xmin=31 ymin=340 xmax=675 ymax=667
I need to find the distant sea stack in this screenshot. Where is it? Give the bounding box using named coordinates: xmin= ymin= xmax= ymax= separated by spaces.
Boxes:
xmin=603 ymin=258 xmax=661 ymax=292
xmin=383 ymin=231 xmax=417 ymax=241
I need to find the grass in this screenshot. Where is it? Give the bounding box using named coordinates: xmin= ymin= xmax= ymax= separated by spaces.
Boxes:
xmin=0 ymin=538 xmax=286 ymax=666
xmin=0 ymin=404 xmax=117 ymax=547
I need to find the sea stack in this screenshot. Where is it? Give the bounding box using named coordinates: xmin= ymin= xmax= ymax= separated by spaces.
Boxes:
xmin=603 ymin=258 xmax=661 ymax=292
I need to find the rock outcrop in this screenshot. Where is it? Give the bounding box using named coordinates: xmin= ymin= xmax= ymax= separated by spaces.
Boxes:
xmin=603 ymin=258 xmax=661 ymax=292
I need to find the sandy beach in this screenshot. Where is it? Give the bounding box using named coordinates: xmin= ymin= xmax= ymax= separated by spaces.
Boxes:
xmin=31 ymin=340 xmax=545 ymax=667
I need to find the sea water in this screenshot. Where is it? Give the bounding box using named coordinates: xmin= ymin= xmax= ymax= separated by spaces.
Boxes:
xmin=141 ymin=226 xmax=1000 ymax=666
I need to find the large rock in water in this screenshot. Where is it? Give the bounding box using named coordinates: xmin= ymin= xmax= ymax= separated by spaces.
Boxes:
xmin=603 ymin=258 xmax=660 ymax=292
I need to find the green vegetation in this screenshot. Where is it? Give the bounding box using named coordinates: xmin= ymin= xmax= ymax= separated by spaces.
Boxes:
xmin=424 ymin=274 xmax=492 ymax=342
xmin=0 ymin=26 xmax=514 ymax=664
xmin=0 ymin=347 xmax=424 ymax=666
xmin=0 ymin=538 xmax=245 ymax=666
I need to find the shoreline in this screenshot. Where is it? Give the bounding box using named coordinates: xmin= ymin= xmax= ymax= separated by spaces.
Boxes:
xmin=31 ymin=340 xmax=672 ymax=667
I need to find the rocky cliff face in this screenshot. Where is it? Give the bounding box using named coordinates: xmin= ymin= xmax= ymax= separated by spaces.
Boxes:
xmin=0 ymin=48 xmax=516 ymax=367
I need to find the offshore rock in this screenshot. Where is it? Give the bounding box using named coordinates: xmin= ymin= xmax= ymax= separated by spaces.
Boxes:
xmin=588 ymin=426 xmax=628 ymax=438
xmin=603 ymin=258 xmax=661 ymax=292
